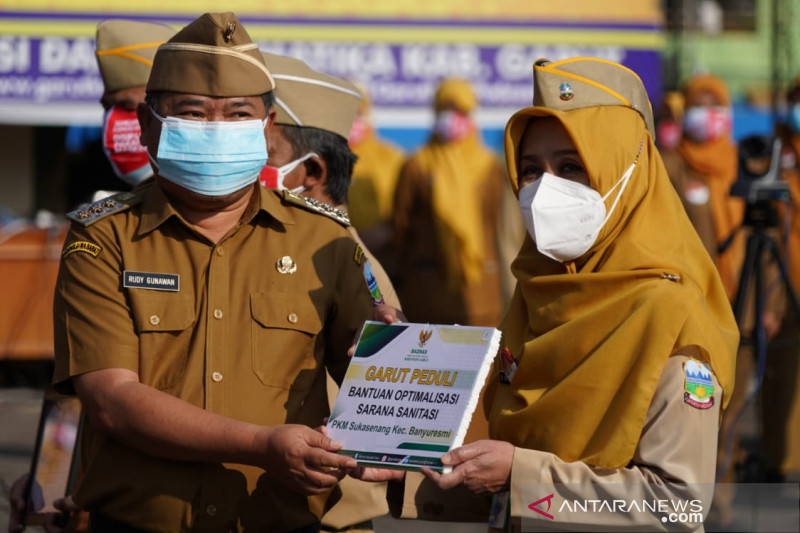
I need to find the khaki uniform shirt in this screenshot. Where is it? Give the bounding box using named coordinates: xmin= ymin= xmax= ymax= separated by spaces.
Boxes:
xmin=390 ymin=355 xmax=722 ymax=533
xmin=52 ymin=183 xmax=374 ymax=533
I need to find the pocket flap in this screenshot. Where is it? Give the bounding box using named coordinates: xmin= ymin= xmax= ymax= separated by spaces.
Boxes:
xmin=250 ymin=292 xmax=323 ymax=335
xmin=131 ymin=292 xmax=195 ymax=332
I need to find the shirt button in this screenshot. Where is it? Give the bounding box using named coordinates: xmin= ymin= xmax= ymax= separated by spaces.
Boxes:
xmin=288 ymin=313 xmax=298 ymax=324
xmin=149 ymin=315 xmax=160 ymax=326
xmin=213 ymin=309 xmax=223 ymax=319
xmin=216 ymin=247 xmax=224 ymax=256
xmin=211 ymin=371 xmax=223 ymax=383
xmin=206 ymin=504 xmax=217 ymax=516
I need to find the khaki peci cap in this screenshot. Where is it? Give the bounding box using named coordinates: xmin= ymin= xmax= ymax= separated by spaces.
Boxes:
xmin=262 ymin=52 xmax=361 ymax=139
xmin=527 ymin=57 xmax=655 ymax=140
xmin=147 ymin=12 xmax=274 ymax=97
xmin=504 ymin=57 xmax=656 ymax=194
xmin=95 ymin=19 xmax=175 ymax=93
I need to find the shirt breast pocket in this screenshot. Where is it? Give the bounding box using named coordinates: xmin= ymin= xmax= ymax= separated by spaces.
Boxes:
xmin=250 ymin=292 xmax=324 ymax=390
xmin=131 ymin=292 xmax=196 ymax=391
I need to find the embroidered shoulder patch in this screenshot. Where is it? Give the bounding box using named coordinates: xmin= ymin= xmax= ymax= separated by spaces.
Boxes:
xmin=62 ymin=240 xmax=102 ymax=258
xmin=683 ymin=359 xmax=715 ymax=409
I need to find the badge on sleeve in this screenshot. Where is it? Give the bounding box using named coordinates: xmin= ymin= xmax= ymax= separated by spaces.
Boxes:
xmin=683 ymin=359 xmax=715 ymax=409
xmin=62 ymin=240 xmax=102 ymax=258
xmin=363 ymin=260 xmax=385 ymax=305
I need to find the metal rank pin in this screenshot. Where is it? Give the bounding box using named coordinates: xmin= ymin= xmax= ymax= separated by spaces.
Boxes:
xmin=77 ymin=197 xmax=119 ymax=220
xmin=66 ymin=191 xmax=141 ymax=227
xmin=276 ymin=255 xmax=297 ymax=274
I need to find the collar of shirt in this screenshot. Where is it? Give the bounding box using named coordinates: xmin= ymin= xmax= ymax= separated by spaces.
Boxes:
xmin=136 ymin=183 xmax=295 ymax=238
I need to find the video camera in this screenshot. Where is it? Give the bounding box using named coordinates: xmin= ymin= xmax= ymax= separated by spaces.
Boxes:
xmin=729 ymin=135 xmax=790 ymax=204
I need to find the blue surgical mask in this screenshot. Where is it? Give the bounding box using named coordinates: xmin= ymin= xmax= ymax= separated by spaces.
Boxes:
xmin=149 ymin=108 xmax=268 ymax=196
xmin=788 ymin=104 xmax=800 ymax=134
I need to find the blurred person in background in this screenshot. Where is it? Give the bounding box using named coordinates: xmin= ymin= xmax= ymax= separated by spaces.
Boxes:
xmin=7 ymin=18 xmax=174 ymax=533
xmin=259 ymin=51 xmax=398 ymax=533
xmin=392 ymin=78 xmax=505 ymax=328
xmin=661 ymin=74 xmax=745 ymax=296
xmin=346 ymin=82 xmax=406 ymax=280
xmin=760 ymin=76 xmax=800 ymax=484
xmin=661 ymin=73 xmax=780 ymax=527
xmin=655 ymin=90 xmax=684 ymax=152
xmin=66 ymin=19 xmax=175 ymax=207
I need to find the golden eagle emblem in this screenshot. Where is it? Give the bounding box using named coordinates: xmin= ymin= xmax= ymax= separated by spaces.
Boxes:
xmin=418 ymin=329 xmax=433 ymax=348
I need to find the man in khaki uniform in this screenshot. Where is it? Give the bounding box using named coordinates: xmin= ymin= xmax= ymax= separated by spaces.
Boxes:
xmin=258 ymin=52 xmax=395 ymax=533
xmin=69 ymin=19 xmax=175 ymax=207
xmin=52 ymin=12 xmax=384 ymax=533
xmin=260 ymin=52 xmax=400 ymax=312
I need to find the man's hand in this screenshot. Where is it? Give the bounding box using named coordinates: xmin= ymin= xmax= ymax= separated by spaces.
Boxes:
xmin=8 ymin=474 xmax=28 ymax=533
xmin=421 ymin=440 xmax=514 ymax=494
xmin=348 ymin=304 xmax=406 ymax=357
xmin=258 ymin=424 xmax=357 ymax=495
xmin=348 ymin=466 xmax=406 ymax=483
xmin=7 ymin=476 xmax=87 ymax=533
xmin=44 ymin=497 xmax=87 ymax=533
xmin=372 ymin=304 xmax=405 ymax=324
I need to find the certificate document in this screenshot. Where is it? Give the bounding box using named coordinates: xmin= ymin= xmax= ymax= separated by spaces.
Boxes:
xmin=327 ymin=321 xmax=501 ymax=472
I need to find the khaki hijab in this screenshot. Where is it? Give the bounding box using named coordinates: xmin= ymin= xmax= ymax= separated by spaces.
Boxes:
xmin=486 ymin=105 xmax=739 ymax=468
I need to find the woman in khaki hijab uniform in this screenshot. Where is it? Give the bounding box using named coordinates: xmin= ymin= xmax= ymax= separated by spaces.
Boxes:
xmin=366 ymin=58 xmax=739 ymax=532
xmin=392 ymin=78 xmax=505 ymax=328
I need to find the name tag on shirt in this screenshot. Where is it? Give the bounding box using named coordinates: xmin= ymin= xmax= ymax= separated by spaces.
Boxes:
xmin=123 ymin=270 xmax=180 ymax=292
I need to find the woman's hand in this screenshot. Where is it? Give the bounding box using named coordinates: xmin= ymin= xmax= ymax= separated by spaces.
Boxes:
xmin=422 ymin=440 xmax=514 ymax=494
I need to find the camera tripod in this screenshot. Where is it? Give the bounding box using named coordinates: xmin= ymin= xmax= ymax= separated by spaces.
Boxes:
xmin=717 ymin=198 xmax=800 ymax=482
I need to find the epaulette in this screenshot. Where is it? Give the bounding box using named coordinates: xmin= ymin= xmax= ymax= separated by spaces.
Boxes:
xmin=282 ymin=190 xmax=350 ymax=227
xmin=66 ymin=190 xmax=145 ymax=227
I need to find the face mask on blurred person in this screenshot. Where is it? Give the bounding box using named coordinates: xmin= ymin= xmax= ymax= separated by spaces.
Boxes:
xmin=148 ymin=108 xmax=268 ymax=197
xmin=348 ymin=116 xmax=370 ymax=147
xmin=259 ymin=152 xmax=318 ymax=194
xmin=656 ymin=119 xmax=681 ymax=151
xmin=788 ymin=103 xmax=800 ymax=135
xmin=682 ymin=105 xmax=732 ymax=143
xmin=433 ymin=110 xmax=473 ymax=143
xmin=518 ymin=163 xmax=637 ymax=263
xmin=103 ymin=106 xmax=153 ymax=187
